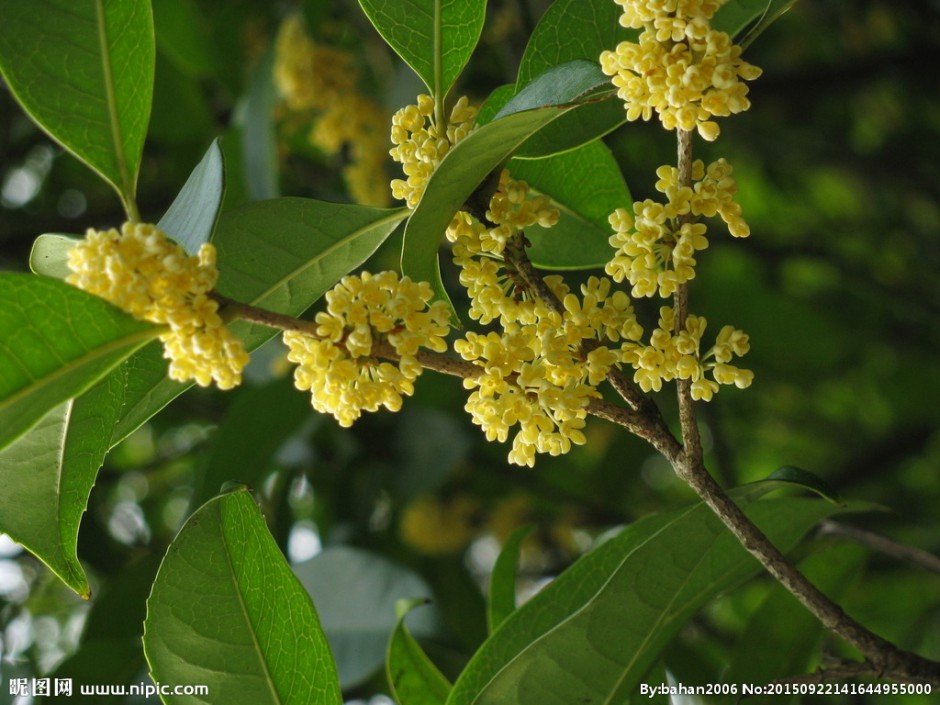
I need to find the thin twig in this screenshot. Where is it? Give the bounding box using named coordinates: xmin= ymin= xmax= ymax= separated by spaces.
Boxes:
xmin=820 ymin=521 xmax=940 ymax=576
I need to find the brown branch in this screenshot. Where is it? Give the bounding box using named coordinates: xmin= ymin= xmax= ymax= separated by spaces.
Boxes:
xmin=819 ymin=521 xmax=940 ymax=577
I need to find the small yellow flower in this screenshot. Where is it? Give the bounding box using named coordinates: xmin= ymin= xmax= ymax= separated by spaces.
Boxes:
xmin=66 ymin=223 xmax=249 ymax=390
xmin=283 ymin=271 xmax=451 ymax=427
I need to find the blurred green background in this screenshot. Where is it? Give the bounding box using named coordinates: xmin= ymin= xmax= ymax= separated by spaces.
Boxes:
xmin=1 ymin=1 xmax=939 ymax=703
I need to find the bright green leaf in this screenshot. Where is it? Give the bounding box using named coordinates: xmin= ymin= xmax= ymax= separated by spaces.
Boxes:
xmin=387 ymin=599 xmax=452 ymax=705
xmin=108 ymin=200 xmax=407 ymax=447
xmin=0 ymin=0 xmax=154 ymax=215
xmin=487 ymin=526 xmax=533 ymax=635
xmin=357 ymin=0 xmax=486 ymax=98
xmin=516 ymin=0 xmax=636 ymax=90
xmin=495 ymin=61 xmax=610 ymax=121
xmin=720 ymin=543 xmax=866 ymax=703
xmin=294 ymin=546 xmax=440 ymax=689
xmin=0 ymin=274 xmax=157 ymax=452
xmin=447 ymin=497 xmax=850 ymax=705
xmin=157 ymin=137 xmax=226 ymax=254
xmin=0 ymin=370 xmax=123 ymax=598
xmin=507 ymin=139 xmax=630 ymax=270
xmin=143 ymin=489 xmax=342 ymax=705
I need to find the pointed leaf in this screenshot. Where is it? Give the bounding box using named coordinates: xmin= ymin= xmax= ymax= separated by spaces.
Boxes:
xmin=0 ymin=274 xmax=157 ymax=452
xmin=0 ymin=370 xmax=123 ymax=598
xmin=447 ymin=497 xmax=852 ymax=705
xmin=157 ymin=137 xmax=226 ymax=254
xmin=0 ymin=0 xmax=154 ymax=211
xmin=358 ymin=0 xmax=486 ymax=98
xmin=109 ymin=200 xmax=407 ymax=446
xmin=387 ymin=599 xmax=452 ymax=705
xmin=507 ymin=139 xmax=629 ymax=270
xmin=712 ymin=0 xmax=797 ymax=44
xmin=143 ymin=489 xmax=342 ymax=705
xmin=762 ymin=466 xmax=845 ymax=505
xmin=487 ymin=526 xmax=533 ymax=635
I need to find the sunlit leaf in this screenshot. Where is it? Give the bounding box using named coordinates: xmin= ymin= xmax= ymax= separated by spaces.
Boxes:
xmin=0 ymin=0 xmax=154 ymax=213
xmin=387 ymin=599 xmax=452 ymax=705
xmin=143 ymin=489 xmax=342 ymax=705
xmin=447 ymin=497 xmax=851 ymax=705
xmin=358 ymin=0 xmax=486 ymax=98
xmin=157 ymin=137 xmax=226 ymax=254
xmin=0 ymin=274 xmax=157 ymax=452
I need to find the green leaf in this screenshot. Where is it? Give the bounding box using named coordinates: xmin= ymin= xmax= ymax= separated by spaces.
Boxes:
xmin=157 ymin=137 xmax=226 ymax=254
xmin=294 ymin=546 xmax=440 ymax=689
xmin=143 ymin=489 xmax=342 ymax=705
xmin=762 ymin=466 xmax=845 ymax=505
xmin=446 ymin=496 xmax=848 ymax=705
xmin=152 ymin=0 xmax=215 ymax=78
xmin=109 ymin=200 xmax=407 ymax=447
xmin=0 ymin=0 xmax=154 ymax=214
xmin=240 ymin=40 xmax=280 ymax=200
xmin=516 ymin=0 xmax=636 ymax=90
xmin=403 ymin=69 xmax=610 ymax=317
xmin=720 ymin=543 xmax=866 ymax=704
xmin=188 ymin=376 xmax=311 ymax=512
xmin=387 ymin=599 xmax=453 ymax=705
xmin=712 ymin=0 xmax=797 ymax=45
xmin=0 ymin=274 xmax=157 ymax=452
xmin=358 ymin=0 xmax=486 ymax=98
xmin=487 ymin=526 xmax=533 ymax=635
xmin=507 ymin=139 xmax=629 ymax=270
xmin=0 ymin=370 xmax=123 ymax=598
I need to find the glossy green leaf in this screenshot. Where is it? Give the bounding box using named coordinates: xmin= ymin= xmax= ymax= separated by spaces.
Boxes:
xmin=143 ymin=489 xmax=342 ymax=705
xmin=403 ymin=67 xmax=610 ymax=315
xmin=712 ymin=0 xmax=797 ymax=45
xmin=109 ymin=200 xmax=407 ymax=447
xmin=720 ymin=543 xmax=866 ymax=703
xmin=0 ymin=370 xmax=123 ymax=597
xmin=294 ymin=546 xmax=440 ymax=689
xmin=487 ymin=526 xmax=533 ymax=635
xmin=507 ymin=139 xmax=629 ymax=270
xmin=188 ymin=376 xmax=311 ymax=512
xmin=516 ymin=0 xmax=635 ymax=90
xmin=157 ymin=137 xmax=226 ymax=254
xmin=387 ymin=599 xmax=452 ymax=705
xmin=447 ymin=497 xmax=849 ymax=705
xmin=0 ymin=0 xmax=154 ymax=213
xmin=358 ymin=0 xmax=486 ymax=98
xmin=0 ymin=274 xmax=157 ymax=452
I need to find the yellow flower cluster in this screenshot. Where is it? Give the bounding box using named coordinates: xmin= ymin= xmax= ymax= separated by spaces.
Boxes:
xmin=283 ymin=271 xmax=451 ymax=427
xmin=606 ymin=158 xmax=747 ymax=298
xmin=274 ymin=16 xmax=390 ymax=206
xmin=599 ymin=0 xmax=762 ymax=140
xmin=455 ymin=275 xmax=644 ymax=467
xmin=66 ymin=223 xmax=249 ymax=389
xmin=389 ymin=95 xmax=478 ymax=208
xmin=633 ymin=306 xmax=753 ymax=400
